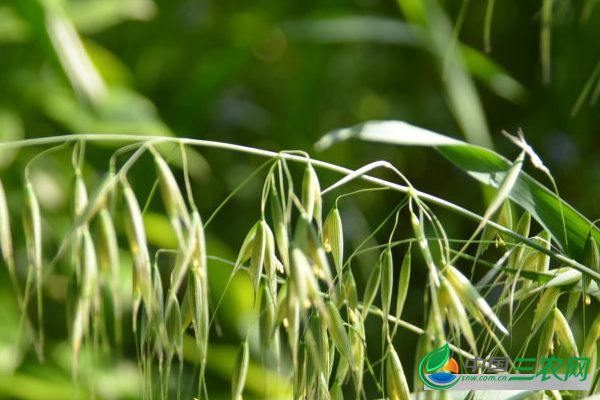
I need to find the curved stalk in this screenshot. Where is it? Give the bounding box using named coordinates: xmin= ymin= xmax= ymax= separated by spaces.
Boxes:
xmin=2 ymin=134 xmax=599 ymax=282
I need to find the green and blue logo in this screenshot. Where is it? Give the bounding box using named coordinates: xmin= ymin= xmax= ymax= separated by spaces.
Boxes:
xmin=418 ymin=343 xmax=459 ymax=389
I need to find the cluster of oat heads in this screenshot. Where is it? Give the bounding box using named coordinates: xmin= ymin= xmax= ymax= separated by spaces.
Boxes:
xmin=0 ymin=142 xmax=212 ymax=399
xmin=1 ymin=137 xmax=600 ymax=400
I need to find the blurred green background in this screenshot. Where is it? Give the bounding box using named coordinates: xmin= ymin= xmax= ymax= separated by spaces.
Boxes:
xmin=1 ymin=0 xmax=600 ymax=399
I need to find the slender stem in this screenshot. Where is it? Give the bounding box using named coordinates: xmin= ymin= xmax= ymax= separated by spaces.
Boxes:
xmin=358 ymin=304 xmax=477 ymax=360
xmin=3 ymin=134 xmax=599 ymax=282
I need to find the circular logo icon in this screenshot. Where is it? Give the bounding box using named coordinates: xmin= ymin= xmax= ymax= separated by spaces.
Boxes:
xmin=418 ymin=343 xmax=459 ymax=389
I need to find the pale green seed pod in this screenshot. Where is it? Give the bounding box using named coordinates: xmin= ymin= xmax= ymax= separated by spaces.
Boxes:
xmin=410 ymin=210 xmax=438 ymax=285
xmin=350 ymin=311 xmax=365 ymax=395
xmin=290 ymin=246 xmax=309 ymax=309
xmin=0 ymin=178 xmax=15 ymax=280
xmin=361 ymin=259 xmax=381 ymax=320
xmin=583 ymin=230 xmax=599 ymax=290
xmin=249 ymin=220 xmax=267 ymax=302
xmin=306 ymin=223 xmax=334 ymax=286
xmin=395 ymin=249 xmax=411 ymax=320
xmin=286 ymin=285 xmax=300 ymax=364
xmin=166 ymin=291 xmax=183 ymax=361
xmin=532 ymin=287 xmax=561 ymax=336
xmin=565 ymin=291 xmax=580 ymax=321
xmin=583 ymin=312 xmax=600 ymax=373
xmin=545 ymin=267 xmax=581 ymax=287
xmin=23 ymin=180 xmax=43 ymax=344
xmin=323 ymin=206 xmax=343 ymax=279
xmin=446 ymin=265 xmax=508 ymax=335
xmin=536 ymin=315 xmax=556 ymax=372
xmin=73 ymin=168 xmax=88 ymax=218
xmin=380 ymin=248 xmax=394 ymax=327
xmin=165 ymin=215 xmax=199 ymax=318
xmin=553 ymin=307 xmax=578 ymax=357
xmin=301 ymin=163 xmax=321 ymax=224
xmin=508 ymin=212 xmax=531 ymax=268
xmin=439 ymin=278 xmax=477 ymax=352
xmin=97 ymin=208 xmax=121 ymax=338
xmin=324 ymin=298 xmax=356 ymax=372
xmin=386 ymin=346 xmax=410 ymax=400
xmin=232 ymin=341 xmax=249 ymax=400
xmin=259 ymin=280 xmax=276 ymax=351
xmin=413 ymin=334 xmax=432 ymax=392
xmin=154 ymin=153 xmax=191 ymax=242
xmin=234 ymin=221 xmax=259 ymax=273
xmin=341 ymin=270 xmax=358 ymax=311
xmin=330 ymin=380 xmax=344 ymax=400
xmin=73 ymin=230 xmax=99 ymax=375
xmin=263 ymin=222 xmax=277 ymax=283
xmin=122 ymin=179 xmax=154 ymax=317
xmin=293 ymin=342 xmax=308 ymax=400
xmin=269 ymin=186 xmax=289 ymax=272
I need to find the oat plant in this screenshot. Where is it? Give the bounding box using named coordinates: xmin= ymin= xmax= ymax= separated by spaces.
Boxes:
xmin=1 ymin=120 xmax=600 ymax=400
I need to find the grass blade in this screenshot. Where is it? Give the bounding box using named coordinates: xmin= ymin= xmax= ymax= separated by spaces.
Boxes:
xmin=317 ymin=120 xmax=600 ymax=262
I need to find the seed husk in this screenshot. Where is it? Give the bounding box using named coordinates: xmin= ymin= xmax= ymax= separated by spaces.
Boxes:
xmin=259 ymin=280 xmax=275 ymax=343
xmin=234 ymin=221 xmax=259 ymax=273
xmin=361 ymin=259 xmax=381 ymax=321
xmin=188 ymin=268 xmax=209 ymax=380
xmin=293 ymin=342 xmax=308 ymax=400
xmin=305 ymin=223 xmax=334 ymax=287
xmin=269 ymin=185 xmax=289 ymax=272
xmin=413 ymin=334 xmax=432 ymax=392
xmin=386 ymin=346 xmax=410 ymax=400
xmin=330 ymin=380 xmax=344 ymax=400
xmin=122 ymin=179 xmax=154 ymax=317
xmin=531 ymin=287 xmax=561 ymax=336
xmin=97 ymin=208 xmax=121 ymax=339
xmin=189 ymin=210 xmax=209 ymax=380
xmin=536 ymin=315 xmax=556 ymax=371
xmin=410 ymin=210 xmax=439 ymax=286
xmin=340 ymin=269 xmax=359 ymax=311
xmin=565 ymin=291 xmax=579 ymax=320
xmin=0 ymin=177 xmax=16 ymax=283
xmin=395 ymin=249 xmax=411 ymax=321
xmin=583 ymin=312 xmax=600 ymax=373
xmin=323 ymin=206 xmax=343 ymax=279
xmin=553 ymin=307 xmax=578 ymax=357
xmin=508 ymin=212 xmax=531 ymax=267
xmin=380 ymin=248 xmax=393 ymax=332
xmin=73 ymin=168 xmax=88 ymax=218
xmin=350 ymin=311 xmax=365 ymax=395
xmin=301 ymin=163 xmax=321 ymax=224
xmin=232 ymin=341 xmax=250 ymax=400
xmin=249 ymin=220 xmax=267 ymax=302
xmin=290 ymin=246 xmax=310 ymax=309
xmin=446 ymin=265 xmax=508 ymax=335
xmin=286 ymin=284 xmax=300 ymax=364
xmin=263 ymin=222 xmax=277 ymax=284
xmin=544 ymin=267 xmax=582 ymax=288
xmin=154 ymin=152 xmax=191 ymax=244
xmin=72 ymin=230 xmax=99 ymax=376
xmin=438 ymin=278 xmax=477 ymax=352
xmin=324 ymin=298 xmax=356 ymax=372
xmin=166 ymin=291 xmax=183 ymax=361
xmin=23 ymin=180 xmax=43 ymax=343
xmin=165 ymin=214 xmax=199 ymax=318
xmin=583 ymin=230 xmax=599 ymax=290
